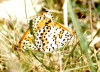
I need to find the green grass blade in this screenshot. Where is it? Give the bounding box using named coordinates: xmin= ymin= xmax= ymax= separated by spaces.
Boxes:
xmin=67 ymin=0 xmax=96 ymax=72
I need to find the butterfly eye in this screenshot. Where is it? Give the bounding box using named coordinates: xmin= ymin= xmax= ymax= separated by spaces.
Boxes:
xmin=12 ymin=44 xmax=19 ymax=51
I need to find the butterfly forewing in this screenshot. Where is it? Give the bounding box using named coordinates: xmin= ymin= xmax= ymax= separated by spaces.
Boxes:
xmin=18 ymin=29 xmax=37 ymax=50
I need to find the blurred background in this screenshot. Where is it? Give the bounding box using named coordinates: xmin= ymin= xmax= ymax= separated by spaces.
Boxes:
xmin=0 ymin=0 xmax=100 ymax=72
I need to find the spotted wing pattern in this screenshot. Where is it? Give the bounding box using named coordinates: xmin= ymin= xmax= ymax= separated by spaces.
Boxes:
xmin=13 ymin=10 xmax=74 ymax=52
xmin=30 ymin=11 xmax=74 ymax=52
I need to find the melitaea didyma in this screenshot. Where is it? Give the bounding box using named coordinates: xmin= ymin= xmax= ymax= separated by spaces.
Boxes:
xmin=12 ymin=10 xmax=74 ymax=52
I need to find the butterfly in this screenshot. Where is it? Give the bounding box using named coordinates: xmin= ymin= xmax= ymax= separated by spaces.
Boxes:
xmin=12 ymin=10 xmax=74 ymax=52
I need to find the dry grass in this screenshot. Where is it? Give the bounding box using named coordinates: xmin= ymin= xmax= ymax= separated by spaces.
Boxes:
xmin=0 ymin=0 xmax=100 ymax=72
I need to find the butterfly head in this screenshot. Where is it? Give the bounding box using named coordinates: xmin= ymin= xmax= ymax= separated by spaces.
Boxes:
xmin=12 ymin=44 xmax=19 ymax=51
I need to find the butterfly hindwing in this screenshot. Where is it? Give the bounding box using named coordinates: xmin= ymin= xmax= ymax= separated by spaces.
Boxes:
xmin=31 ymin=17 xmax=73 ymax=52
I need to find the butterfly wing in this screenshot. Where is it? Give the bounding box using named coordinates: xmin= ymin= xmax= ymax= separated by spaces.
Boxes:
xmin=18 ymin=29 xmax=37 ymax=50
xmin=34 ymin=18 xmax=57 ymax=52
xmin=31 ymin=16 xmax=73 ymax=52
xmin=39 ymin=10 xmax=54 ymax=20
xmin=13 ymin=11 xmax=73 ymax=52
xmin=54 ymin=22 xmax=74 ymax=47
